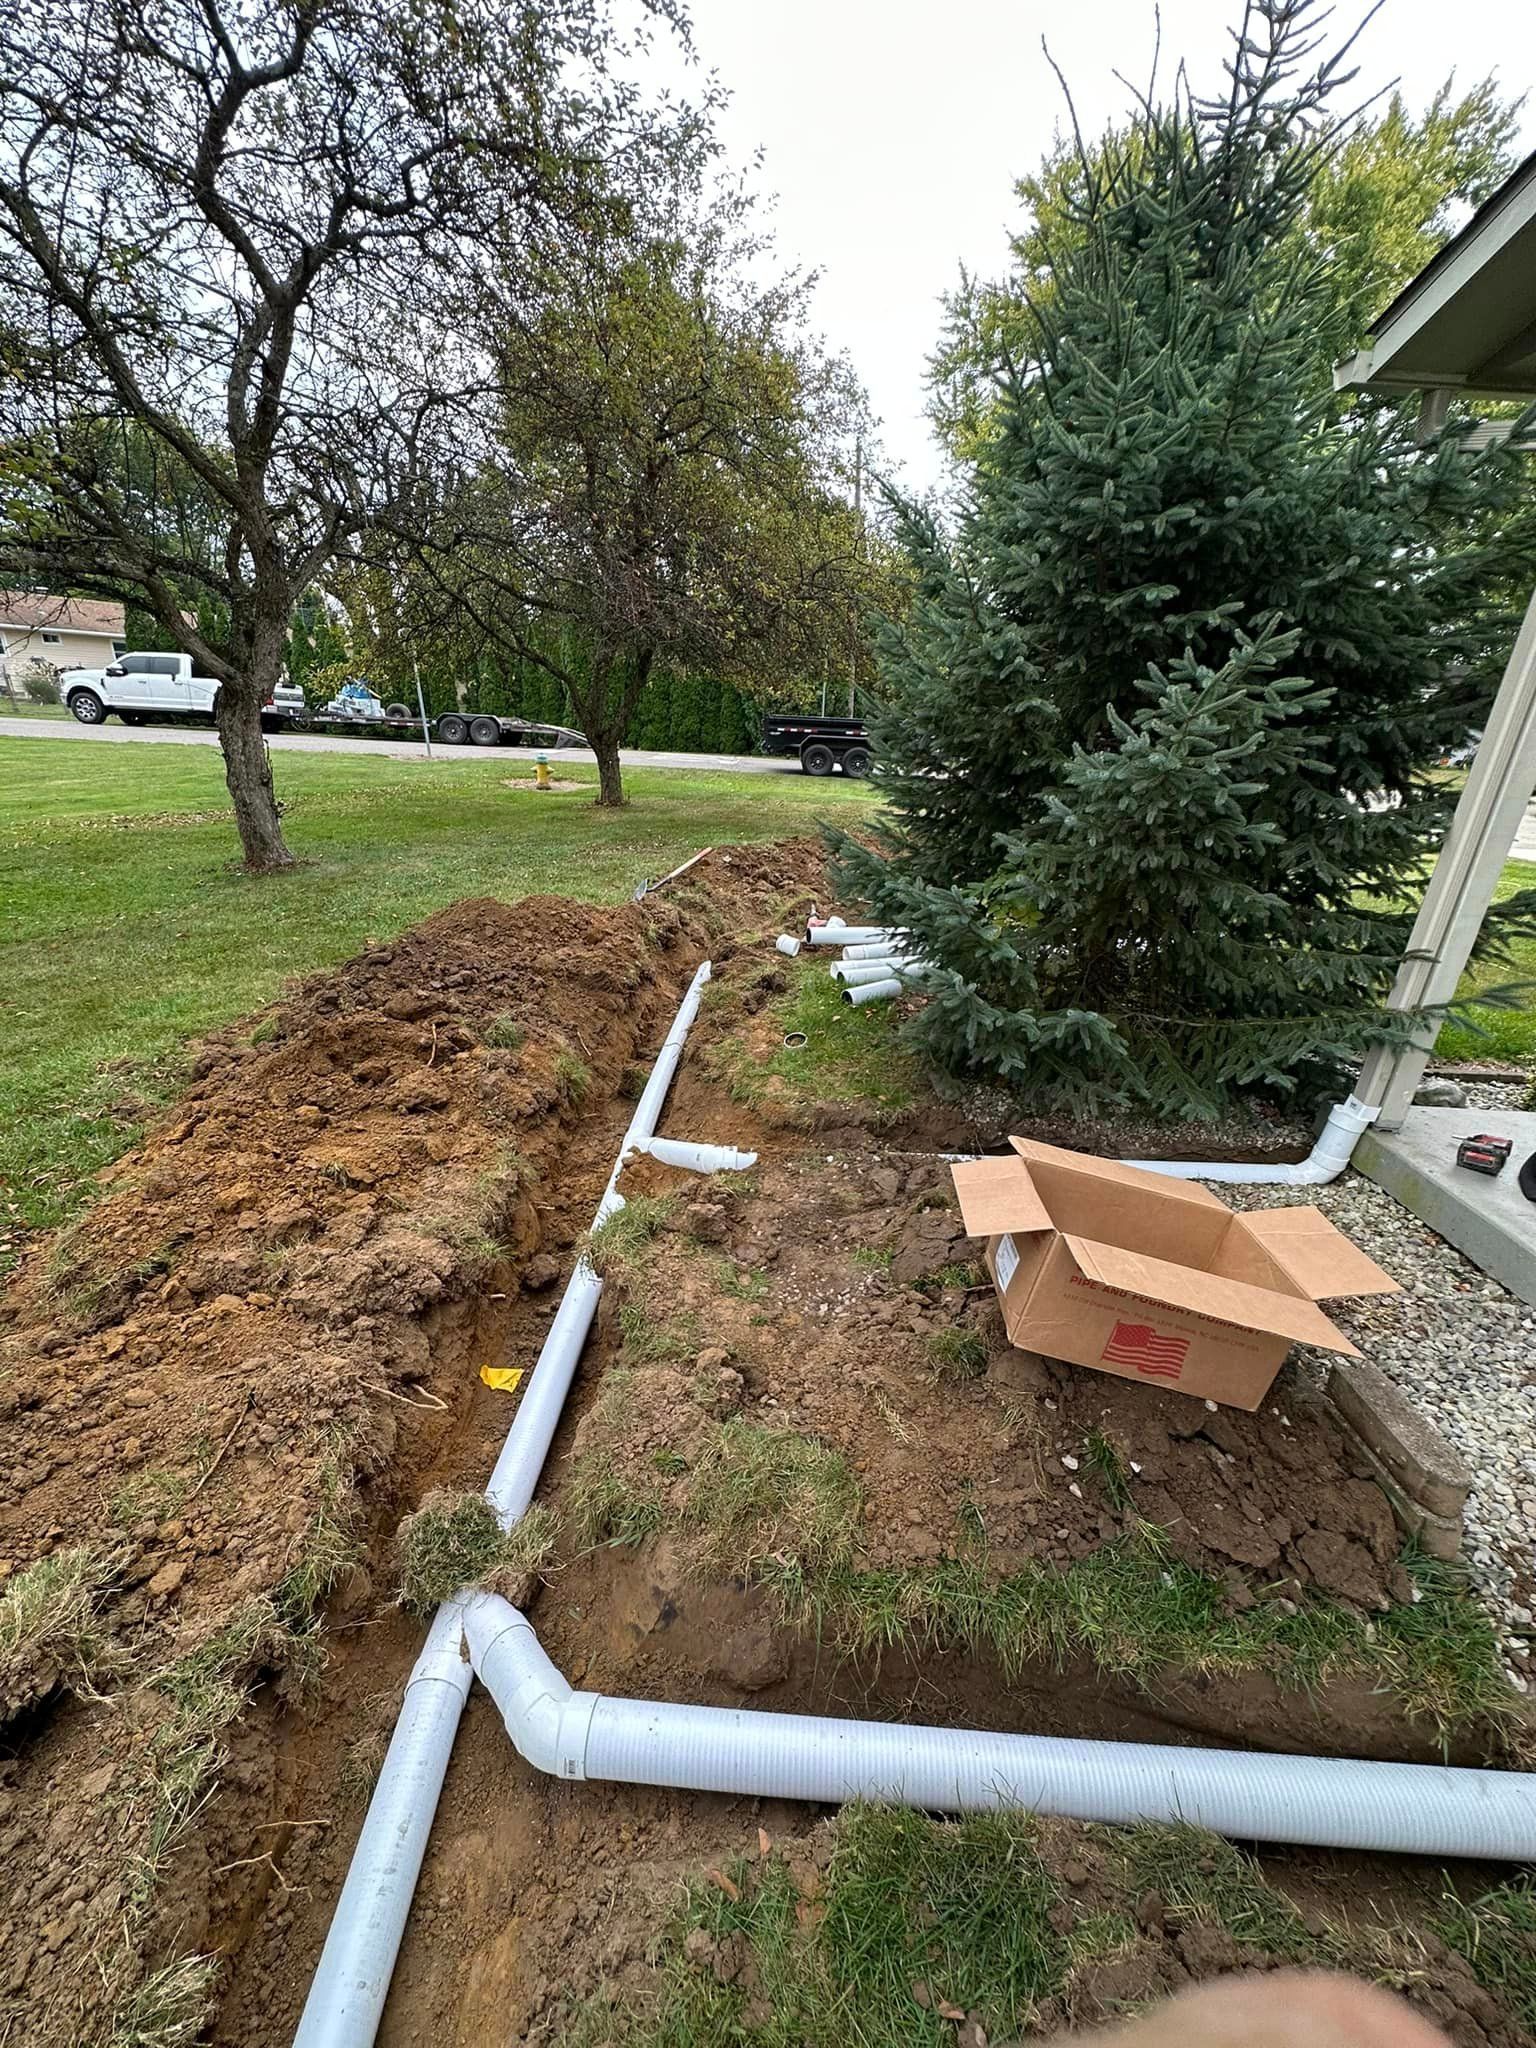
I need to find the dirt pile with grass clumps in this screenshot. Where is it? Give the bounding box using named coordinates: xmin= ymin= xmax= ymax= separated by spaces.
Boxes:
xmin=0 ymin=848 xmax=826 ymax=2048
xmin=395 ymin=1488 xmax=555 ymax=1616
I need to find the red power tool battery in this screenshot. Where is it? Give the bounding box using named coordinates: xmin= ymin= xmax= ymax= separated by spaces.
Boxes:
xmin=1456 ymin=1134 xmax=1513 ymax=1176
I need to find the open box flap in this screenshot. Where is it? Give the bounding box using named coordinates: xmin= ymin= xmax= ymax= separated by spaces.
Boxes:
xmin=951 ymin=1155 xmax=1053 ymax=1239
xmin=1008 ymin=1137 xmax=1229 ymax=1211
xmin=1061 ymin=1234 xmax=1362 ymax=1355
xmin=1229 ymin=1207 xmax=1401 ymax=1301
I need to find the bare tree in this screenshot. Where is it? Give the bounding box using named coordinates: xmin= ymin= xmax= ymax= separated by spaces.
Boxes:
xmin=0 ymin=0 xmax=659 ymax=867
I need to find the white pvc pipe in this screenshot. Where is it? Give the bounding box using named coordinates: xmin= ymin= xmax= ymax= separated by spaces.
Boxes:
xmin=465 ymin=1597 xmax=1536 ymax=1861
xmin=775 ymin=935 xmax=802 ymax=956
xmin=295 ymin=962 xmax=714 ymax=2048
xmin=840 ymin=939 xmax=909 ymax=960
xmin=623 ymin=1135 xmax=758 ymax=1174
xmin=294 ymin=1607 xmax=472 ymax=2042
xmin=831 ymin=960 xmax=907 ymax=986
xmin=805 ymin=924 xmax=892 ymax=946
xmin=1127 ymin=1095 xmax=1380 ymax=1186
xmin=843 ymin=977 xmax=903 ymax=1006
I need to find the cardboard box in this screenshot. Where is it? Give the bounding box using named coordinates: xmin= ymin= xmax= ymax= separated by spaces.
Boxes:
xmin=951 ymin=1139 xmax=1400 ymax=1411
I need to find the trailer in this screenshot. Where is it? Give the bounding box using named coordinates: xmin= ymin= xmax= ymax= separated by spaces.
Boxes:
xmin=760 ymin=710 xmax=872 ymax=776
xmin=306 ymin=684 xmax=584 ymax=749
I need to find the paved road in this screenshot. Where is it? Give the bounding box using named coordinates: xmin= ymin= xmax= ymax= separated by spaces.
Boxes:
xmin=0 ymin=714 xmax=793 ymax=777
xmin=5 ymin=716 xmax=1535 ymax=852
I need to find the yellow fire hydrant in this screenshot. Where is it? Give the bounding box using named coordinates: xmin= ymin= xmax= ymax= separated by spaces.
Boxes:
xmin=534 ymin=753 xmax=551 ymax=791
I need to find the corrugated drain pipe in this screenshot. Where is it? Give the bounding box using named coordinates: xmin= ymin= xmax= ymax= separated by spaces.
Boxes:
xmin=463 ymin=1597 xmax=1536 ymax=1859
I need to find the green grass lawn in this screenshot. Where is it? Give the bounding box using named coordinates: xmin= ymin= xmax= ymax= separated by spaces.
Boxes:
xmin=2 ymin=734 xmax=1530 ymax=1263
xmin=0 ymin=738 xmax=875 ymax=1251
xmin=1435 ymin=861 xmax=1536 ymax=1064
xmin=1 ymin=699 xmax=70 ymax=720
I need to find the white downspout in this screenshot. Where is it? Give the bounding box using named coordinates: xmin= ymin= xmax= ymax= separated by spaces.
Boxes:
xmin=464 ymin=1594 xmax=1536 ymax=1860
xmin=1127 ymin=1094 xmax=1381 ymax=1186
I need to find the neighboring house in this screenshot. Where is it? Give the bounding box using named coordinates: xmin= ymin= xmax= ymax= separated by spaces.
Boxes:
xmin=0 ymin=594 xmax=126 ymax=680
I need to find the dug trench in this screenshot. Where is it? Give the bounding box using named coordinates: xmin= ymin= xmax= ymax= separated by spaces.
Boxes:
xmin=0 ymin=846 xmax=1531 ymax=2048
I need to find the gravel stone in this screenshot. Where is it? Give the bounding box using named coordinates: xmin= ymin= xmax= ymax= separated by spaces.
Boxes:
xmin=1225 ymin=1172 xmax=1536 ymax=1686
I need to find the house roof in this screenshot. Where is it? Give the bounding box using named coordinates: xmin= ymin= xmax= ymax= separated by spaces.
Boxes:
xmin=1334 ymin=150 xmax=1536 ymax=398
xmin=0 ymin=593 xmax=126 ymax=637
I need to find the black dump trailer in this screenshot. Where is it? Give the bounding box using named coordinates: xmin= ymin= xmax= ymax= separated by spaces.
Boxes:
xmin=761 ymin=711 xmax=873 ymax=776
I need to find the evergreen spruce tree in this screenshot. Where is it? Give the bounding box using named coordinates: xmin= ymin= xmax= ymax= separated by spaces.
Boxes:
xmin=834 ymin=0 xmax=1535 ymax=1118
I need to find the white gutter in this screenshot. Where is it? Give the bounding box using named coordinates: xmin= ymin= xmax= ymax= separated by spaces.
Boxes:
xmin=295 ymin=961 xmax=719 ymax=2048
xmin=464 ymin=1596 xmax=1536 ymax=1859
xmin=1127 ymin=1095 xmax=1380 ymax=1186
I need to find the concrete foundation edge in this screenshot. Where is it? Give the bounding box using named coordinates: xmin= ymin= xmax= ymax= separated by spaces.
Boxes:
xmin=1355 ymin=1128 xmax=1536 ymax=1308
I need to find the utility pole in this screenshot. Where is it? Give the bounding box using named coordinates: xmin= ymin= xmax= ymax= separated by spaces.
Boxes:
xmin=847 ymin=436 xmax=862 ymax=718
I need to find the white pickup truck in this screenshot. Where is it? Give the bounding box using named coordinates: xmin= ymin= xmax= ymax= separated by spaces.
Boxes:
xmin=62 ymin=652 xmax=307 ymax=733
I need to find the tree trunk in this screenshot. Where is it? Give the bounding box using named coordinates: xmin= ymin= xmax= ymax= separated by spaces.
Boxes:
xmin=215 ymin=642 xmax=296 ymax=871
xmin=592 ymin=727 xmax=626 ymax=807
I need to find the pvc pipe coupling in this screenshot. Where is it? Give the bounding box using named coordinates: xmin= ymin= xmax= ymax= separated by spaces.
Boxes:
xmin=625 ymin=1136 xmax=759 ymax=1174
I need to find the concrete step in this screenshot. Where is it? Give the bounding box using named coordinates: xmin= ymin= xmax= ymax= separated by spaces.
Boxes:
xmin=1355 ymin=1106 xmax=1536 ymax=1305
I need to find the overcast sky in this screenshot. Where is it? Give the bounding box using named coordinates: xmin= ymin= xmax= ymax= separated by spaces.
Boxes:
xmin=636 ymin=0 xmax=1535 ymax=496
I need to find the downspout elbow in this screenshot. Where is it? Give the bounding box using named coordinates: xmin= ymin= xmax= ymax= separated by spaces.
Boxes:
xmin=462 ymin=1595 xmax=598 ymax=1781
xmin=1125 ymin=1097 xmax=1381 ymax=1187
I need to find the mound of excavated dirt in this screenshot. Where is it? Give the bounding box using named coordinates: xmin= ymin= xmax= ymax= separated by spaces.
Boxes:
xmin=0 ymin=841 xmax=826 ymax=2047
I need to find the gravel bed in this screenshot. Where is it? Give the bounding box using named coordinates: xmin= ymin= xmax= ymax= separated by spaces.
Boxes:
xmin=1227 ymin=1174 xmax=1536 ymax=1687
xmin=1455 ymin=1078 xmax=1532 ymax=1114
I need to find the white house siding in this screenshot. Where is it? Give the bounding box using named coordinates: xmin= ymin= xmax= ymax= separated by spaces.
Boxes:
xmin=0 ymin=627 xmax=123 ymax=677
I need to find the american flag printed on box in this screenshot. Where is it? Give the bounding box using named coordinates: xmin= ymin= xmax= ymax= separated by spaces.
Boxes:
xmin=1101 ymin=1321 xmax=1189 ymax=1380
